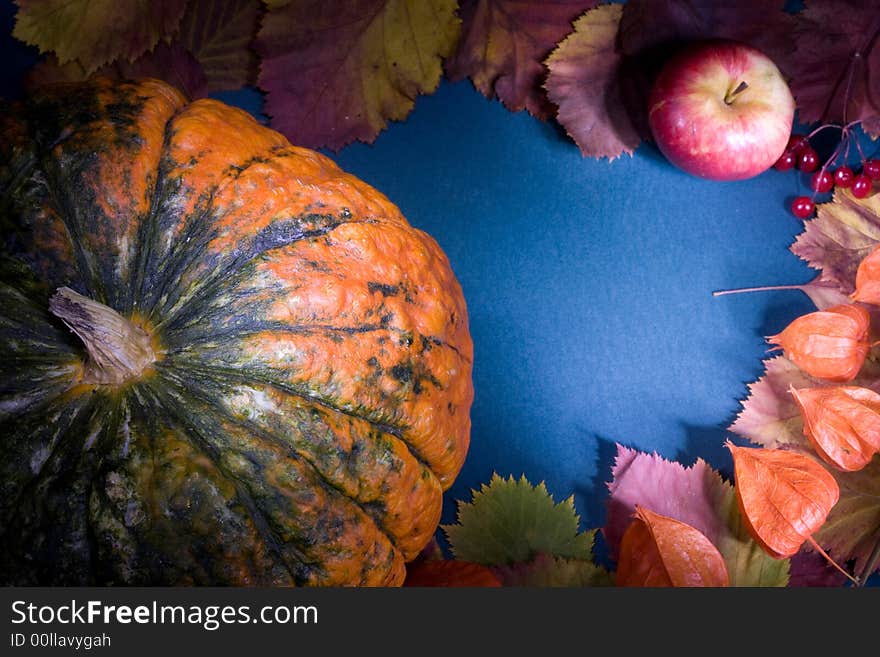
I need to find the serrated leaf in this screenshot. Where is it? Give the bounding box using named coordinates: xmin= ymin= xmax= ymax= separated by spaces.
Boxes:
xmin=605 ymin=445 xmax=789 ymax=586
xmin=256 ymin=0 xmax=460 ymax=150
xmin=791 ymin=190 xmax=880 ymax=297
xmin=446 ymin=0 xmax=599 ymax=119
xmin=544 ymin=4 xmax=640 ymax=160
xmin=177 ymin=0 xmax=261 ymax=92
xmin=779 ymin=0 xmax=880 ymax=137
xmin=25 ymin=45 xmax=208 ymax=101
xmin=12 ymin=0 xmax=187 ymax=74
xmin=492 ymin=553 xmax=613 ymax=587
xmin=731 ymin=356 xmax=880 ymax=576
xmin=443 ymin=474 xmax=594 ymax=565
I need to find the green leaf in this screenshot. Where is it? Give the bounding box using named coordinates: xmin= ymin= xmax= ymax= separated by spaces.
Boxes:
xmin=492 ymin=553 xmax=614 ymax=587
xmin=13 ymin=0 xmax=187 ymax=74
xmin=443 ymin=473 xmax=594 ymax=565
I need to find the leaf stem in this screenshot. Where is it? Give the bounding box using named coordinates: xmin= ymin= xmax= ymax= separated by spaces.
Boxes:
xmin=806 ymin=535 xmax=859 ymax=586
xmin=712 ymin=284 xmax=804 ymax=297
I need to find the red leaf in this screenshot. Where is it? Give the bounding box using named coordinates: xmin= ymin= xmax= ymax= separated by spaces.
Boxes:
xmin=256 ymin=0 xmax=460 ymax=150
xmin=727 ymin=441 xmax=839 ymax=559
xmin=766 ymin=304 xmax=870 ymax=382
xmin=544 ymin=4 xmax=641 ymax=160
xmin=176 ymin=0 xmax=261 ymax=93
xmin=777 ymin=0 xmax=880 ymax=137
xmin=404 ymin=560 xmax=502 ymax=587
xmin=446 ymin=0 xmax=599 ymax=119
xmin=616 ymin=506 xmax=729 ymax=587
xmin=791 ymin=385 xmax=880 ymax=471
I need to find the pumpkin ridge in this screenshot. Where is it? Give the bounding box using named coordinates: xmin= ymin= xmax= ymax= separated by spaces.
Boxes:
xmin=141 ymin=377 xmax=405 ymax=585
xmin=156 ymin=365 xmax=442 ymax=557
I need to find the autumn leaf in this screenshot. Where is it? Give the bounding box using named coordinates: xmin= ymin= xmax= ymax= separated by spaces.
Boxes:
xmin=446 ymin=0 xmax=598 ymax=119
xmin=256 ymin=0 xmax=460 ymax=150
xmin=404 ymin=560 xmax=502 ymax=586
xmin=791 ymin=190 xmax=880 ymax=297
xmin=443 ymin=474 xmax=595 ymax=565
xmin=727 ymin=442 xmax=839 ymax=560
xmin=25 ymin=46 xmax=208 ymax=101
xmin=175 ymin=0 xmax=261 ymax=93
xmin=778 ymin=0 xmax=880 ymax=138
xmin=491 ymin=552 xmax=613 ymax=587
xmin=544 ymin=4 xmax=641 ymax=160
xmin=12 ymin=0 xmax=187 ymax=74
xmin=605 ymin=445 xmax=789 ymax=586
xmin=616 ymin=506 xmax=729 ymax=587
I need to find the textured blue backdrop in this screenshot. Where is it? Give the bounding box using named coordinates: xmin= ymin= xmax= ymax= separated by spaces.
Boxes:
xmin=4 ymin=2 xmax=876 ymax=567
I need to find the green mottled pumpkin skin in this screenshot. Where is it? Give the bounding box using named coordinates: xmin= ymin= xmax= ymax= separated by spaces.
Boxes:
xmin=0 ymin=79 xmax=473 ymax=586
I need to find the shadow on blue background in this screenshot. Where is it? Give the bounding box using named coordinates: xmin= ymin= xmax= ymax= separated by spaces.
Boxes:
xmin=2 ymin=1 xmax=876 ymax=581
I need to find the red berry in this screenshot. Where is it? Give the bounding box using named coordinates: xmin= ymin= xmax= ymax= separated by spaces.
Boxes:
xmin=786 ymin=134 xmax=810 ymax=154
xmin=798 ymin=147 xmax=820 ymax=172
xmin=811 ymin=170 xmax=834 ymax=193
xmin=864 ymin=159 xmax=880 ymax=180
xmin=791 ymin=196 xmax=816 ymax=219
xmin=852 ymin=174 xmax=872 ymax=199
xmin=775 ymin=151 xmax=797 ymax=171
xmin=834 ymin=166 xmax=855 ymax=188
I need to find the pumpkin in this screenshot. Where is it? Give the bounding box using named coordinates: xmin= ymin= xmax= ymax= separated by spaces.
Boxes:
xmin=0 ymin=78 xmax=473 ymax=586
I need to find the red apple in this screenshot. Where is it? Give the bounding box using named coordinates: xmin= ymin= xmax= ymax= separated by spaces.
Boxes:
xmin=648 ymin=40 xmax=795 ymax=181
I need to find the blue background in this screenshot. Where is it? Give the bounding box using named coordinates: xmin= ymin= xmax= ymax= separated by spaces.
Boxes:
xmin=3 ymin=3 xmax=875 ymax=569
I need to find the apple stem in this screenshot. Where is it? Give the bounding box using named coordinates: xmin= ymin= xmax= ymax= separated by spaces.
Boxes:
xmin=724 ymin=81 xmax=749 ymax=105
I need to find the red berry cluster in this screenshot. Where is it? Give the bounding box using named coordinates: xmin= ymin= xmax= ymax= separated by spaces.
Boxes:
xmin=774 ymin=128 xmax=879 ymax=219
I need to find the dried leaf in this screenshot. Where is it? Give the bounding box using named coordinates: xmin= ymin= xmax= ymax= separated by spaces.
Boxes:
xmin=616 ymin=506 xmax=729 ymax=587
xmin=779 ymin=0 xmax=880 ymax=137
xmin=256 ymin=0 xmax=459 ymax=150
xmin=791 ymin=385 xmax=880 ymax=471
xmin=491 ymin=553 xmax=613 ymax=587
xmin=404 ymin=560 xmax=502 ymax=587
xmin=443 ymin=474 xmax=594 ymax=565
xmin=446 ymin=0 xmax=598 ymax=119
xmin=544 ymin=4 xmax=641 ymax=160
xmin=791 ymin=190 xmax=880 ymax=297
xmin=727 ymin=442 xmax=839 ymax=559
xmin=605 ymin=445 xmax=789 ymax=586
xmin=12 ymin=0 xmax=187 ymax=74
xmin=766 ymin=304 xmax=870 ymax=382
xmin=25 ymin=46 xmax=208 ymax=101
xmin=176 ymin=0 xmax=261 ymax=92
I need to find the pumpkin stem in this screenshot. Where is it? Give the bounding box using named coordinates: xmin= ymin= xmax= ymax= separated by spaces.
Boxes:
xmin=49 ymin=287 xmax=157 ymax=385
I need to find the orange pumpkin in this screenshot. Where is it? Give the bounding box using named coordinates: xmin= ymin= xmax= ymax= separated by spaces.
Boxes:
xmin=0 ymin=78 xmax=473 ymax=586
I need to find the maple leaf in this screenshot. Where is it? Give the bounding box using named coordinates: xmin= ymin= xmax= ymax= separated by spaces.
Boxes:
xmin=778 ymin=0 xmax=880 ymax=137
xmin=176 ymin=0 xmax=261 ymax=93
xmin=492 ymin=552 xmax=613 ymax=586
xmin=731 ymin=355 xmax=880 ymax=576
xmin=605 ymin=445 xmax=789 ymax=586
xmin=443 ymin=474 xmax=595 ymax=565
xmin=446 ymin=0 xmax=599 ymax=119
xmin=544 ymin=4 xmax=641 ymax=160
xmin=791 ymin=191 xmax=880 ymax=297
xmin=256 ymin=0 xmax=460 ymax=150
xmin=12 ymin=0 xmax=187 ymax=74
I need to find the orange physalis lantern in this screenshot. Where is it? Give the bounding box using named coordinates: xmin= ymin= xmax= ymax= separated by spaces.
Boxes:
xmin=852 ymin=243 xmax=880 ymax=306
xmin=790 ymin=385 xmax=880 ymax=472
xmin=766 ymin=304 xmax=870 ymax=381
xmin=616 ymin=506 xmax=729 ymax=587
